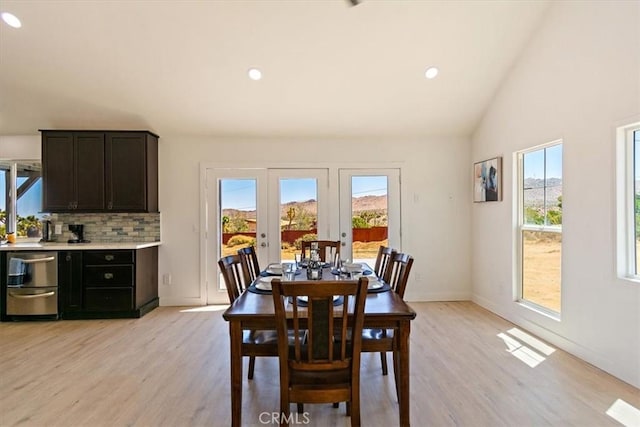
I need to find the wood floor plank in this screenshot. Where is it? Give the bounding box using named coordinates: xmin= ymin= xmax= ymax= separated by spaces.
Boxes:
xmin=1 ymin=302 xmax=638 ymax=426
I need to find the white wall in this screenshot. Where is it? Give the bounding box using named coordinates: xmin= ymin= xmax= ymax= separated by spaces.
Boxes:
xmin=0 ymin=135 xmax=41 ymax=159
xmin=158 ymin=135 xmax=472 ymax=305
xmin=0 ymin=133 xmax=473 ymax=305
xmin=471 ymin=1 xmax=640 ymax=387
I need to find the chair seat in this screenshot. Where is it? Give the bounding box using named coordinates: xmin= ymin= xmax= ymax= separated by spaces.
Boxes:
xmin=361 ymin=328 xmax=394 ymax=340
xmin=244 ymin=329 xmax=279 ymax=345
xmin=244 ymin=329 xmax=307 ymax=346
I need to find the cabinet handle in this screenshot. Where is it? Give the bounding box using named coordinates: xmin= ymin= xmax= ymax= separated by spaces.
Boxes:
xmin=104 ymin=273 xmax=114 ymax=280
xmin=108 ymin=202 xmax=113 ymax=210
xmin=68 ymin=202 xmax=73 ymax=209
xmin=105 ymin=255 xmax=115 ymax=261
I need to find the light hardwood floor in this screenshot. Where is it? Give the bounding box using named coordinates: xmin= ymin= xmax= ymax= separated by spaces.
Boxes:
xmin=1 ymin=302 xmax=638 ymax=427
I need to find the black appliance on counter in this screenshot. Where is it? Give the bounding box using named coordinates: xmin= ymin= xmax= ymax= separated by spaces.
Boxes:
xmin=68 ymin=224 xmax=90 ymax=244
xmin=41 ymin=220 xmax=53 ymax=242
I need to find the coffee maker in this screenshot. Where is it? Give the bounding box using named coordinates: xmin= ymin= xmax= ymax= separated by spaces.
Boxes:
xmin=68 ymin=224 xmax=90 ymax=243
xmin=41 ymin=219 xmax=53 ymax=242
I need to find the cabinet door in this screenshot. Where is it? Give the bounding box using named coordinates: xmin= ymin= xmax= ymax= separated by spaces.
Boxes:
xmin=42 ymin=132 xmax=75 ymax=211
xmin=106 ymin=133 xmax=147 ymax=211
xmin=58 ymin=251 xmax=83 ymax=314
xmin=75 ymin=133 xmax=105 ymax=210
xmin=42 ymin=132 xmax=105 ymax=211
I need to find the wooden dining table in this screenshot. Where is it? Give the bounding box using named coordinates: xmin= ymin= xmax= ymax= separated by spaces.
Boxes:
xmin=222 ymin=265 xmax=417 ymax=426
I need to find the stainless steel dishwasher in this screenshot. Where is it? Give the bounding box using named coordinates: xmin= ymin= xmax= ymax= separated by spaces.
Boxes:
xmin=6 ymin=252 xmax=58 ymax=317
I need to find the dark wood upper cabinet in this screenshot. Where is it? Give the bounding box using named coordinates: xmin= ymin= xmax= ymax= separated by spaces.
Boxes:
xmin=106 ymin=132 xmax=158 ymax=212
xmin=41 ymin=130 xmax=158 ymax=213
xmin=42 ymin=131 xmax=105 ymax=211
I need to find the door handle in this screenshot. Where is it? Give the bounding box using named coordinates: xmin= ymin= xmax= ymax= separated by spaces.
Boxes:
xmin=260 ymin=242 xmax=267 ymax=247
xmin=22 ymin=256 xmax=56 ymax=264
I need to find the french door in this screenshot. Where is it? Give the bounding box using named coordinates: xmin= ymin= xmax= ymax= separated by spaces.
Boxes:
xmin=205 ymin=168 xmax=329 ymax=303
xmin=205 ymin=166 xmax=400 ymax=304
xmin=338 ymin=169 xmax=401 ymax=265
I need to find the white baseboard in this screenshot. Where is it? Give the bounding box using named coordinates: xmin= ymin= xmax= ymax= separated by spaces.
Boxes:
xmin=405 ymin=291 xmax=471 ymax=302
xmin=159 ymin=297 xmax=206 ymax=307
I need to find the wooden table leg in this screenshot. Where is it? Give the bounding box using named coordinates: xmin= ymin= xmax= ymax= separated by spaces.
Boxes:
xmin=230 ymin=322 xmax=243 ymax=427
xmin=398 ymin=320 xmax=411 ymax=427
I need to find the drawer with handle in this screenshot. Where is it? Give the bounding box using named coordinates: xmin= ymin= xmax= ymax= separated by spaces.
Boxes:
xmin=83 ymin=265 xmax=134 ymax=287
xmin=83 ymin=251 xmax=134 ymax=265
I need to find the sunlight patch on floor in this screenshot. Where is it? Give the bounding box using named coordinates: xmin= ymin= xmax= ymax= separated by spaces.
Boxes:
xmin=506 ymin=327 xmax=556 ymax=356
xmin=180 ymin=305 xmax=229 ymax=313
xmin=497 ymin=332 xmax=547 ymax=368
xmin=606 ymin=398 xmax=640 ymax=427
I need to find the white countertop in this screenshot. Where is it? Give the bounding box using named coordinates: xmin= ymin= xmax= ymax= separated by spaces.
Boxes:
xmin=0 ymin=241 xmax=162 ymax=251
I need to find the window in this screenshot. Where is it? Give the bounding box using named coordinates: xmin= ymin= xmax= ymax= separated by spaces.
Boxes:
xmin=517 ymin=142 xmax=563 ymax=314
xmin=616 ymin=122 xmax=640 ymax=279
xmin=0 ymin=161 xmax=43 ymax=241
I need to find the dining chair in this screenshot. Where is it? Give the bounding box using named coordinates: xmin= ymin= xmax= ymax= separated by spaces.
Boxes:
xmin=218 ymin=254 xmax=278 ymax=380
xmin=364 ymin=252 xmax=414 ymax=380
xmin=271 ymin=278 xmax=368 ymax=427
xmin=237 ymin=245 xmax=261 ymax=284
xmin=300 ymin=240 xmax=341 ymax=263
xmin=373 ymin=245 xmax=396 ymax=283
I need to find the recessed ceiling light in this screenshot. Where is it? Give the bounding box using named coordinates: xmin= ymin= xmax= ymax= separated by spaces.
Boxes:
xmin=248 ymin=68 xmax=262 ymax=81
xmin=425 ymin=66 xmax=439 ymax=79
xmin=1 ymin=12 xmax=22 ymax=28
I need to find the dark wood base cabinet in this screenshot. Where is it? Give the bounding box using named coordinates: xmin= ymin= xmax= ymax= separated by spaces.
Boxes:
xmin=59 ymin=247 xmax=159 ymax=319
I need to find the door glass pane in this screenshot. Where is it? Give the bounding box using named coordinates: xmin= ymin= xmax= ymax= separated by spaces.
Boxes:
xmin=351 ymin=176 xmax=388 ymax=263
xmin=522 ymin=230 xmax=561 ymax=312
xmin=220 ymin=178 xmax=257 ymax=258
xmin=279 ymin=178 xmax=317 ymax=261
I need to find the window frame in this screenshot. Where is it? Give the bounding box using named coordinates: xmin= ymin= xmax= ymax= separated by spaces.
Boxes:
xmin=616 ymin=122 xmax=640 ymax=281
xmin=516 ymin=140 xmax=563 ymax=316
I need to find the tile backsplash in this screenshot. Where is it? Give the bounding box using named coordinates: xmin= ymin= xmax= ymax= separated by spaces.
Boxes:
xmin=48 ymin=213 xmax=160 ymax=243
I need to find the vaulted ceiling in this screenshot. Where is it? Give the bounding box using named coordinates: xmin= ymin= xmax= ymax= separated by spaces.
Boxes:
xmin=0 ymin=0 xmax=550 ymax=138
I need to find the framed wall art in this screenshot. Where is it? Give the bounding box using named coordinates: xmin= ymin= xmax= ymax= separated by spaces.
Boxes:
xmin=474 ymin=157 xmax=502 ymax=202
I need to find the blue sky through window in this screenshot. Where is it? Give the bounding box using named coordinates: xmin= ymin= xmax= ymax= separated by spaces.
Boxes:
xmin=220 ymin=179 xmax=257 ymax=211
xmin=219 ymin=175 xmax=389 ymax=210
xmin=0 ymin=171 xmax=43 ymax=217
xmin=523 ymin=144 xmax=562 ymax=180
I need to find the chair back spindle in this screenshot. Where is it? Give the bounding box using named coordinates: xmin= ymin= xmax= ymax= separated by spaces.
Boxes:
xmin=386 ymin=253 xmax=414 ymax=298
xmin=300 ymin=240 xmax=340 ymax=263
xmin=238 ymin=246 xmax=261 ymax=284
xmin=218 ymin=254 xmax=249 ymax=303
xmin=374 ymin=246 xmax=396 ymax=283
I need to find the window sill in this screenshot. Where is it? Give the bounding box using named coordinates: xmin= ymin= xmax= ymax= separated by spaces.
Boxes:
xmin=516 ymin=300 xmax=561 ymax=322
xmin=618 ymin=275 xmax=640 ymax=285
